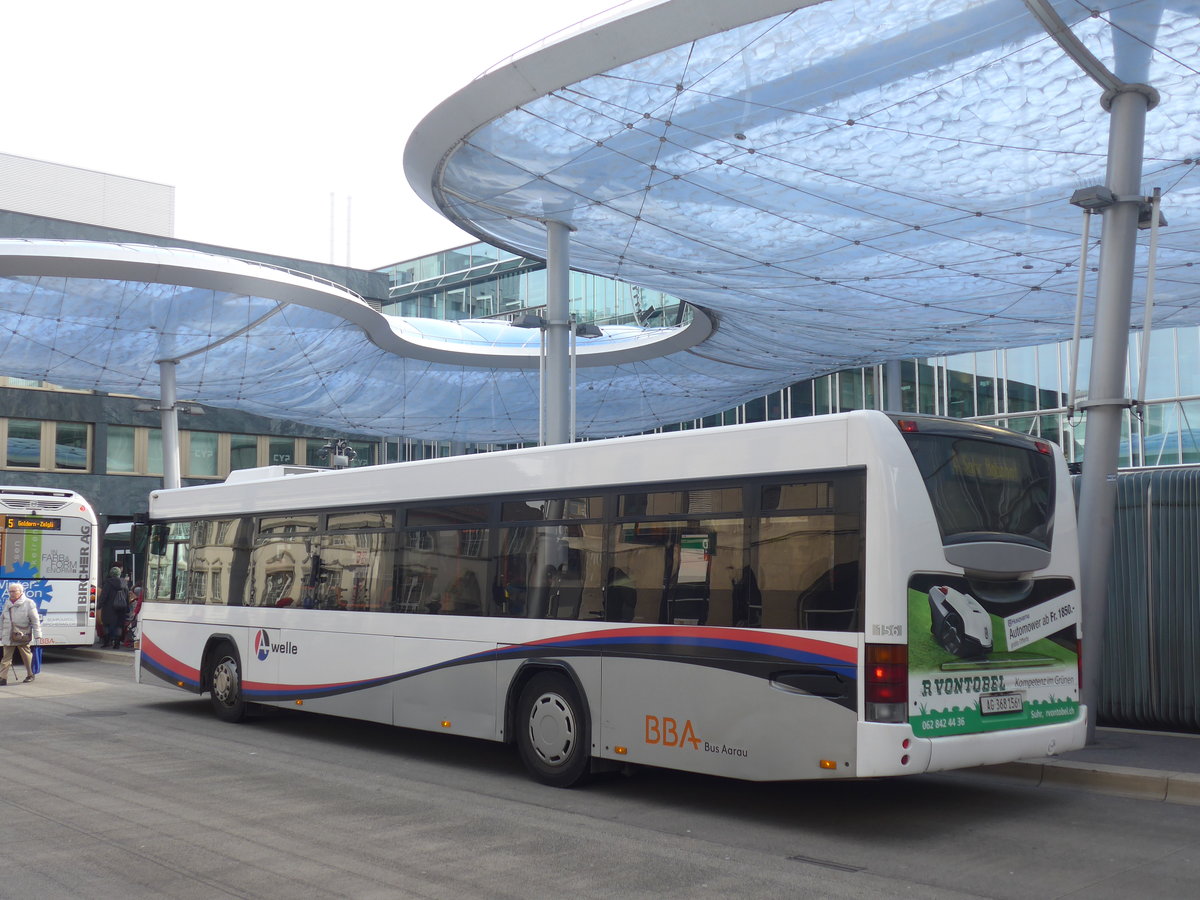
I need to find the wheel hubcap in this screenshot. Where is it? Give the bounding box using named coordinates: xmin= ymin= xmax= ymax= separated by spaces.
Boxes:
xmin=213 ymin=659 xmax=238 ymax=706
xmin=527 ymin=691 xmax=575 ymax=766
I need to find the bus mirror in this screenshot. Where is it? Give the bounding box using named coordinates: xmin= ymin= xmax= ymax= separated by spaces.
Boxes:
xmin=149 ymin=524 xmax=170 ymax=556
xmin=131 ymin=523 xmax=149 ymax=554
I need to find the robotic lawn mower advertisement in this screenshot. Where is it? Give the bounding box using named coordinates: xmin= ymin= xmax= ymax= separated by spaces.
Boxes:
xmin=907 ymin=574 xmax=1080 ymax=738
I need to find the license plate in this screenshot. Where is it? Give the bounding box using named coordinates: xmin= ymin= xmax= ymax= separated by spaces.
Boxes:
xmin=980 ymin=690 xmax=1024 ymax=715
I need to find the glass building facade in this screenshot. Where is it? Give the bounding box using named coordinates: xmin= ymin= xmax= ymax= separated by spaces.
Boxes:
xmin=379 ymin=243 xmax=687 ymax=328
xmin=377 ymin=242 xmax=1200 ymax=469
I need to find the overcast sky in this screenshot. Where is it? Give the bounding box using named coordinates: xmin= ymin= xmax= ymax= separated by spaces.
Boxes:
xmin=2 ymin=0 xmax=630 ymax=269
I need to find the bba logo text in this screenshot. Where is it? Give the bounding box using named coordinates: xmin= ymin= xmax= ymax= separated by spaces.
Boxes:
xmin=254 ymin=629 xmax=299 ymax=661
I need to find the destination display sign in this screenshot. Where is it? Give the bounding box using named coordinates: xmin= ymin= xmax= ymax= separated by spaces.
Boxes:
xmin=4 ymin=516 xmax=63 ymax=531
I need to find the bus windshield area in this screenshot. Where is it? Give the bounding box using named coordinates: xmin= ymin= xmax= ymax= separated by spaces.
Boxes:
xmin=900 ymin=432 xmax=1055 ymax=549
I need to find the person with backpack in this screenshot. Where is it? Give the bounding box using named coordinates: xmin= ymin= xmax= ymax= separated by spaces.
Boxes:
xmin=98 ymin=566 xmax=129 ymax=650
xmin=1 ymin=583 xmax=42 ymax=684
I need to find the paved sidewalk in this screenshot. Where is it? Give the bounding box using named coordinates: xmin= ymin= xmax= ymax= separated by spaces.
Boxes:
xmin=979 ymin=727 xmax=1200 ymax=805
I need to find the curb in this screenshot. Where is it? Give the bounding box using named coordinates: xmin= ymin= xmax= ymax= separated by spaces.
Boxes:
xmin=980 ymin=759 xmax=1200 ymax=806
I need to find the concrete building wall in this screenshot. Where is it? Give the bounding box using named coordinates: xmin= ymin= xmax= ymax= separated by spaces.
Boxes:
xmin=0 ymin=153 xmax=175 ymax=237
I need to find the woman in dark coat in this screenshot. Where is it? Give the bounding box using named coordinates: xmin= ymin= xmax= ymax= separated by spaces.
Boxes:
xmin=98 ymin=567 xmax=128 ymax=649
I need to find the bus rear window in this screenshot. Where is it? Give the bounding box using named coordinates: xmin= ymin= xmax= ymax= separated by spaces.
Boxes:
xmin=900 ymin=432 xmax=1055 ymax=549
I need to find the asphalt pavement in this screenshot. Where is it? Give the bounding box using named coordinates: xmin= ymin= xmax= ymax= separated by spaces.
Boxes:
xmin=66 ymin=643 xmax=1200 ymax=806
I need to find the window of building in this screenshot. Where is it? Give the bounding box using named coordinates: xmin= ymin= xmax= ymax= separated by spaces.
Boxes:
xmin=148 ymin=429 xmax=164 ymax=476
xmin=54 ymin=422 xmax=88 ymax=470
xmin=1 ymin=418 xmax=92 ymax=472
xmin=231 ymin=434 xmax=259 ymax=471
xmin=185 ymin=431 xmax=220 ymax=478
xmin=107 ymin=425 xmax=136 ymax=473
xmin=6 ymin=418 xmax=42 ymax=468
xmin=269 ymin=437 xmax=296 ymax=465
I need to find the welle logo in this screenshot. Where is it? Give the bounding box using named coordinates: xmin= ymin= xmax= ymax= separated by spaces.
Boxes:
xmin=254 ymin=629 xmax=299 ymax=661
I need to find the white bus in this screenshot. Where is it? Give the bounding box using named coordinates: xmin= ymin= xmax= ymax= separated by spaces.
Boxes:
xmin=0 ymin=486 xmax=98 ymax=647
xmin=138 ymin=412 xmax=1086 ymax=786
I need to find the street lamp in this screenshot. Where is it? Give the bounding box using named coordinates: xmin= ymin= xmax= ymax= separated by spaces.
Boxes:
xmin=318 ymin=438 xmax=357 ymax=469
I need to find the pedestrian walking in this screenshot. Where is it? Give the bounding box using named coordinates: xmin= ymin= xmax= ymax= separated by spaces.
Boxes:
xmin=98 ymin=566 xmax=129 ymax=650
xmin=0 ymin=583 xmax=42 ymax=684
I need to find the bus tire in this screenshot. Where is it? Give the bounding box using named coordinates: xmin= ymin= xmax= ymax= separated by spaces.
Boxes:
xmin=516 ymin=671 xmax=591 ymax=787
xmin=208 ymin=642 xmax=247 ymax=723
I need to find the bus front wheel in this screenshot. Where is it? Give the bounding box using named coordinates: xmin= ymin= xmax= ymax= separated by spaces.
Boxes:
xmin=516 ymin=671 xmax=591 ymax=787
xmin=208 ymin=644 xmax=246 ymax=723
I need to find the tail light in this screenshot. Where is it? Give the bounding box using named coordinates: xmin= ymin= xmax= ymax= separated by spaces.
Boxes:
xmin=89 ymin=583 xmax=97 ymax=618
xmin=866 ymin=643 xmax=908 ymax=723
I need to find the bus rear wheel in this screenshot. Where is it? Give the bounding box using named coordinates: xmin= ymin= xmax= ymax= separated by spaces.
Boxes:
xmin=208 ymin=643 xmax=246 ymax=723
xmin=516 ymin=671 xmax=591 ymax=787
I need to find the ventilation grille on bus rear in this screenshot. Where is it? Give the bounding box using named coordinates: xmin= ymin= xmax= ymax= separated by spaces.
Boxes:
xmin=0 ymin=499 xmax=70 ymax=511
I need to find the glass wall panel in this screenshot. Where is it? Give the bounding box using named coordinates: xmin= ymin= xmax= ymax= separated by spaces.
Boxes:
xmin=1180 ymin=400 xmax=1200 ymax=464
xmin=498 ymin=271 xmax=524 ymax=311
xmin=839 ymin=370 xmax=864 ymax=412
xmin=946 ymin=369 xmax=975 ymax=418
xmin=743 ymin=396 xmax=766 ymax=423
xmin=767 ymin=390 xmax=785 ymax=420
xmin=348 ymin=440 xmax=373 ymax=467
xmin=790 ymin=382 xmax=814 ymax=418
xmin=1178 ymin=328 xmax=1200 ymax=397
xmin=1142 ymin=330 xmax=1178 ymax=401
xmin=1119 ymin=409 xmax=1133 ymax=468
xmin=1005 ymin=344 xmax=1039 ymax=413
xmin=6 ymin=418 xmax=40 ymax=467
xmin=916 ymin=361 xmax=937 ymax=414
xmin=1140 ymin=403 xmax=1179 ymax=467
xmin=106 ymin=425 xmax=135 ymax=473
xmin=468 ymin=280 xmax=497 ymax=317
xmin=813 ymin=376 xmax=833 ymax=415
xmin=861 ymin=367 xmax=877 ymax=412
xmin=1037 ymin=343 xmax=1064 ymax=410
xmin=525 ymin=269 xmax=547 ymax=309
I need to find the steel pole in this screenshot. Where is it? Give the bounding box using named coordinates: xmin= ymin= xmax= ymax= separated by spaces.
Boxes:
xmin=158 ymin=359 xmax=182 ymax=490
xmin=1076 ymin=87 xmax=1150 ymax=743
xmin=543 ymin=221 xmax=572 ymax=446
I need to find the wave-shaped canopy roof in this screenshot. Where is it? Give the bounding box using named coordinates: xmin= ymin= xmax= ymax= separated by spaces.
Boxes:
xmin=2 ymin=1 xmax=1198 ymax=443
xmin=405 ymin=0 xmax=1200 ymax=421
xmin=0 ymin=240 xmax=709 ymax=438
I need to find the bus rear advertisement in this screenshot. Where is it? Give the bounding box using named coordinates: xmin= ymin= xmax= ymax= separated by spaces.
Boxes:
xmin=0 ymin=486 xmax=98 ymax=646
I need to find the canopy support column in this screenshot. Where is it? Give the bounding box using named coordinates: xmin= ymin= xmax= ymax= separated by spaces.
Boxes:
xmin=158 ymin=359 xmax=182 ymax=490
xmin=543 ymin=220 xmax=572 ymax=446
xmin=1076 ymin=86 xmax=1151 ymax=743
